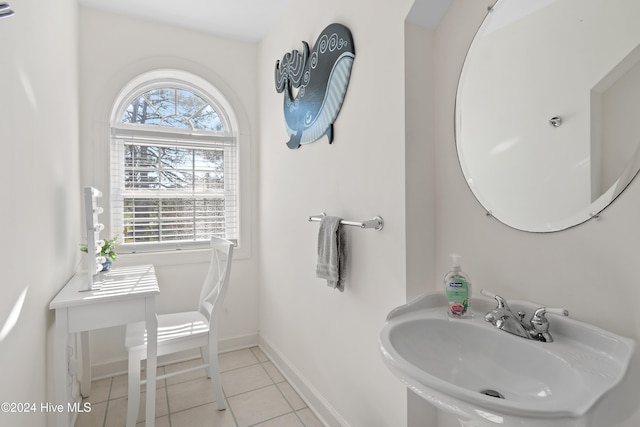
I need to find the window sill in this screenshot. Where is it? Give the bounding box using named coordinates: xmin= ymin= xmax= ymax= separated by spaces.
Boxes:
xmin=116 ymin=248 xmax=211 ymax=267
xmin=114 ymin=244 xmax=249 ymax=268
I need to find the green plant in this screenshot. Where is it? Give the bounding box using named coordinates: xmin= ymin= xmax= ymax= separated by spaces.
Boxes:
xmin=80 ymin=235 xmax=119 ymax=260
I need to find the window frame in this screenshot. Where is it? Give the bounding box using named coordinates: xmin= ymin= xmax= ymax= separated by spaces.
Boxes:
xmin=109 ymin=70 xmax=242 ymax=254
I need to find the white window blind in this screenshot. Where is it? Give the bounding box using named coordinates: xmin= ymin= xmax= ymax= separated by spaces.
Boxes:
xmin=110 ymin=85 xmax=238 ymax=253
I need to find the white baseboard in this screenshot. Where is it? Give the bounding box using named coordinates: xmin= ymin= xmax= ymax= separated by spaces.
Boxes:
xmin=219 ymin=332 xmax=260 ymax=353
xmin=258 ymin=335 xmax=349 ymax=427
xmin=90 ymin=332 xmax=259 ymax=380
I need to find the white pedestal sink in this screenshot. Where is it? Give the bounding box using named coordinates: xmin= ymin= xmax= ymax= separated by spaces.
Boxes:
xmin=380 ymin=293 xmax=638 ymax=426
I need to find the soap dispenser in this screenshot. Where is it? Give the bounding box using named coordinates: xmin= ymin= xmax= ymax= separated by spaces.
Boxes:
xmin=443 ymin=254 xmax=472 ymax=318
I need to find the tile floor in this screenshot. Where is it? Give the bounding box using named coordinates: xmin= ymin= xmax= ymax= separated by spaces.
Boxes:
xmin=75 ymin=347 xmax=325 ymax=427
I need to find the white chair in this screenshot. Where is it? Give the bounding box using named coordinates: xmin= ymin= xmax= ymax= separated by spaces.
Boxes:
xmin=124 ymin=237 xmax=234 ymax=427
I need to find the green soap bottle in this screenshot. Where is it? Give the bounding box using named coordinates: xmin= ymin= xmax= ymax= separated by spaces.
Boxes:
xmin=443 ymin=254 xmax=471 ymax=318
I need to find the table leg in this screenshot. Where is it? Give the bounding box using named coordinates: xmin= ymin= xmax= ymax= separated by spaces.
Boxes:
xmin=144 ymin=296 xmax=158 ymax=427
xmin=80 ymin=331 xmax=91 ymax=397
xmin=54 ymin=309 xmax=71 ymax=427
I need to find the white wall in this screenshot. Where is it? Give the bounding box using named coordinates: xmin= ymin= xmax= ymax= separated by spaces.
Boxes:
xmin=404 ymin=20 xmax=439 ymax=427
xmin=258 ymin=0 xmax=413 ymax=425
xmin=0 ymin=0 xmax=81 ymax=426
xmin=405 ymin=22 xmax=436 ymax=303
xmin=427 ymin=0 xmax=640 ymax=425
xmin=78 ymin=6 xmax=260 ymax=368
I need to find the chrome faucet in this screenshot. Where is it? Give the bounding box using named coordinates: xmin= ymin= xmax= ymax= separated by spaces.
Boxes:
xmin=480 ymin=289 xmax=568 ymax=342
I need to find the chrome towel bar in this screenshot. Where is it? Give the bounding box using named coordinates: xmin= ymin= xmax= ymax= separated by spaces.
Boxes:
xmin=308 ymin=212 xmax=384 ymax=231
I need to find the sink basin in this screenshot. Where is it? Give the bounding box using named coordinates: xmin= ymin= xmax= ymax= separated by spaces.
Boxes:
xmin=380 ymin=293 xmax=636 ymax=424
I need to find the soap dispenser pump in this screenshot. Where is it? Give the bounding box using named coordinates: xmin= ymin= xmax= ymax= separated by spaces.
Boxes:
xmin=443 ymin=254 xmax=472 ymax=318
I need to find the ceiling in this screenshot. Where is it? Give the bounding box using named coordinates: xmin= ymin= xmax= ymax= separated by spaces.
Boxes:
xmin=78 ymin=0 xmax=452 ymax=43
xmin=78 ymin=0 xmax=293 ymax=43
xmin=407 ymin=0 xmax=453 ymax=29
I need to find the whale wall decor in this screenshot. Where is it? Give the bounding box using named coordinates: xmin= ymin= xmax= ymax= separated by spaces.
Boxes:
xmin=274 ymin=23 xmax=355 ymax=149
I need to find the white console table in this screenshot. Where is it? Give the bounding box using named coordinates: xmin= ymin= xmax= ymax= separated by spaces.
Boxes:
xmin=50 ymin=264 xmax=160 ymax=427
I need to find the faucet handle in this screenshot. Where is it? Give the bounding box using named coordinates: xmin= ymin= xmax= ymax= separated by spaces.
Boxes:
xmin=532 ymin=307 xmax=569 ymax=320
xmin=530 ymin=307 xmax=569 ymax=342
xmin=480 ymin=288 xmax=497 ymax=299
xmin=480 ymin=289 xmax=509 ymax=309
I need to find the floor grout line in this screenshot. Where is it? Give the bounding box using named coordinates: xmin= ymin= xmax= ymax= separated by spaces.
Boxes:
xmin=222 ymin=390 xmax=240 ymax=427
xmin=244 ymin=409 xmax=298 ymax=427
xmin=163 ymin=378 xmax=172 ymax=427
xmin=102 ymin=377 xmax=112 ymax=427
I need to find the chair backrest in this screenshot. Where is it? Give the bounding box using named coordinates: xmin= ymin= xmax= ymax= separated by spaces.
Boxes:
xmin=199 ymin=237 xmax=234 ymax=323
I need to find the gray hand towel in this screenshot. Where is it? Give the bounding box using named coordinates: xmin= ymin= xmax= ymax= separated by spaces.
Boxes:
xmin=316 ymin=216 xmax=346 ymax=291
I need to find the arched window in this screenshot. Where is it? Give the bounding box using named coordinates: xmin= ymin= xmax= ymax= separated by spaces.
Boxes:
xmin=110 ymin=70 xmax=239 ymax=252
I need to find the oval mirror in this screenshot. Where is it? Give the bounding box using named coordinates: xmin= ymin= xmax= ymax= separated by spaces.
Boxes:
xmin=455 ymin=0 xmax=640 ymax=232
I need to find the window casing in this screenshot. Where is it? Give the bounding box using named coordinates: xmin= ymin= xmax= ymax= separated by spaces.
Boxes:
xmin=110 ymin=77 xmax=239 ymax=253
